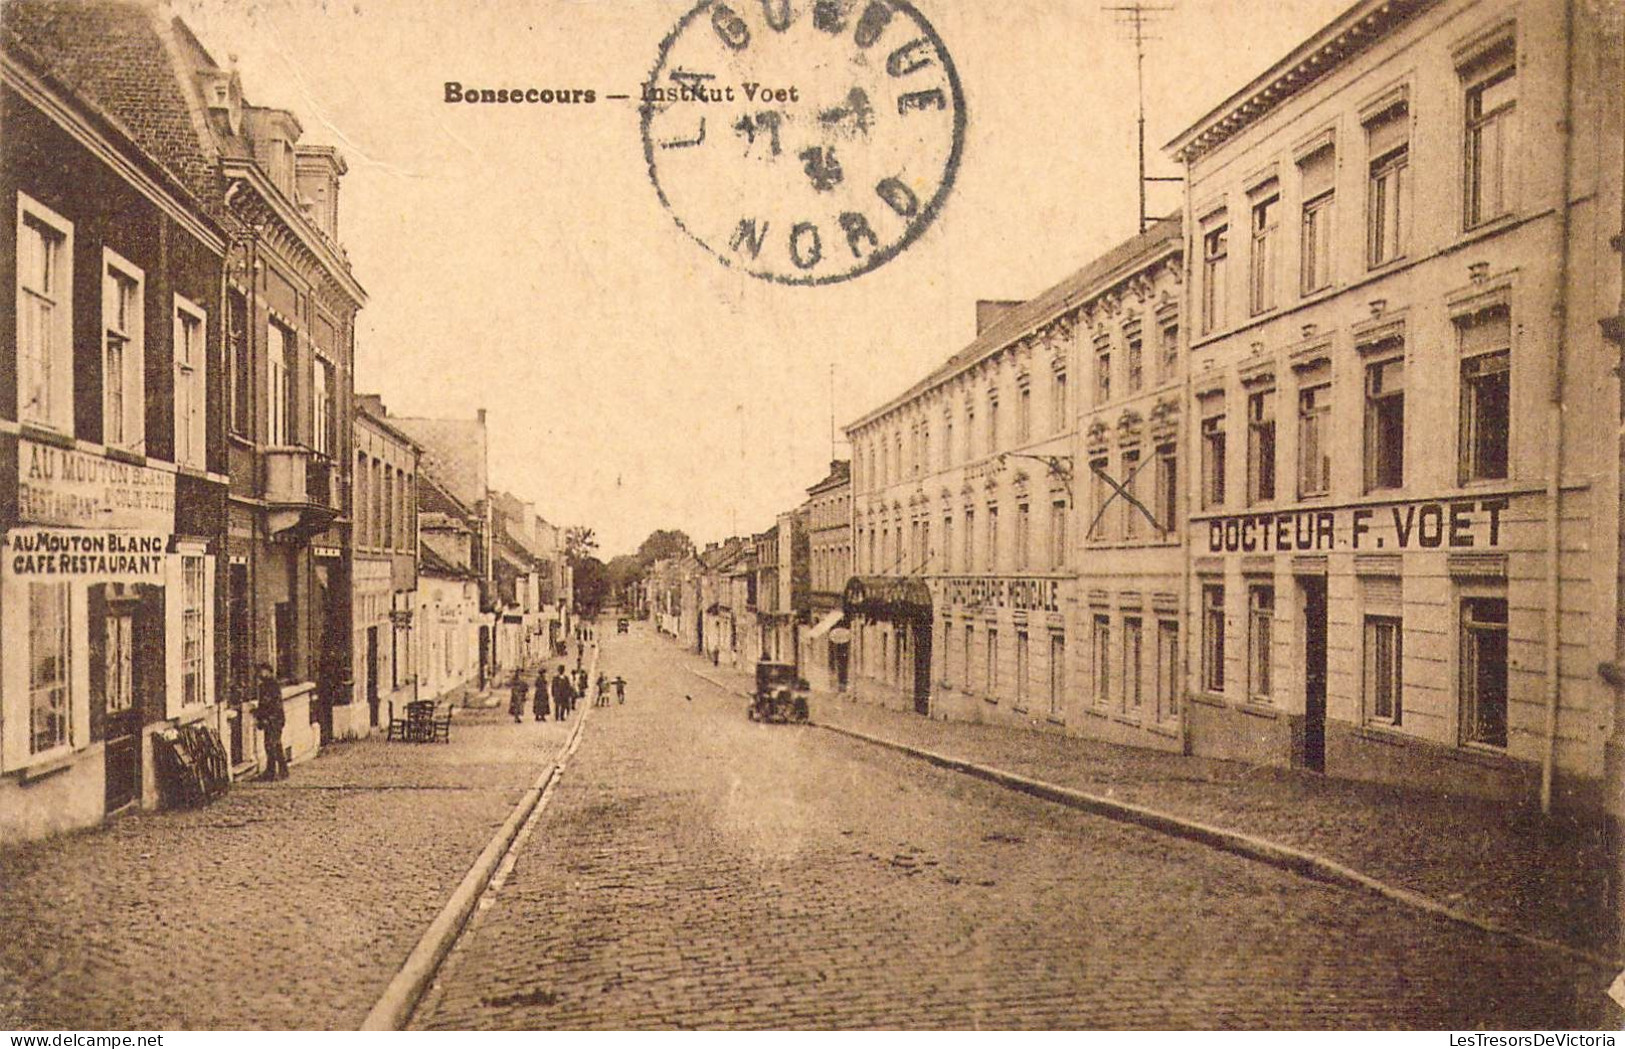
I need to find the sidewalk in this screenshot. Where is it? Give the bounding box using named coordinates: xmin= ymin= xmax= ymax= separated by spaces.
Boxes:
xmin=678 ymin=647 xmax=1620 ymax=964
xmin=0 ymin=700 xmax=579 ymax=1030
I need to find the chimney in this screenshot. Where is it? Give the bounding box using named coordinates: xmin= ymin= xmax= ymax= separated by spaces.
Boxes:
xmin=976 ymin=299 xmax=1024 ymax=336
xmin=476 ymin=408 xmax=487 ymax=425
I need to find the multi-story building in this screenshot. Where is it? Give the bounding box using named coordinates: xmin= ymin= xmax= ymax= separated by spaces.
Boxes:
xmin=491 ymin=490 xmax=552 ymax=670
xmin=1168 ymin=0 xmax=1622 ymax=814
xmin=800 ymin=460 xmax=853 ymax=693
xmin=844 ymin=290 xmax=1081 ymax=721
xmin=174 ymin=22 xmax=366 ymax=765
xmin=349 ymin=394 xmax=419 ymax=737
xmin=1073 ymin=219 xmax=1187 ymax=751
xmin=415 ymin=510 xmax=483 ymax=707
xmin=2 ymin=0 xmax=230 ymax=840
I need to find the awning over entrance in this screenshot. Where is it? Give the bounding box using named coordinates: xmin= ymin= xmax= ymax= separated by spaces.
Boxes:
xmin=806 ymin=608 xmax=844 ymax=639
xmin=842 ymin=575 xmax=932 ymax=624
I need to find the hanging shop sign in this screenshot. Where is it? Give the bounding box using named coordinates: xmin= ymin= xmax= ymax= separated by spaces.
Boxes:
xmin=17 ymin=438 xmax=175 ymax=531
xmin=4 ymin=527 xmax=168 ymax=581
xmin=1202 ymin=498 xmax=1509 ymax=555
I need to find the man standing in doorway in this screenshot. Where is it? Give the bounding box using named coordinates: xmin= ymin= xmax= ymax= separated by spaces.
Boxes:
xmin=254 ymin=664 xmax=289 ymax=781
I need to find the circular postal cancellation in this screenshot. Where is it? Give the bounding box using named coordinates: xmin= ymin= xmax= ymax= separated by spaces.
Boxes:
xmin=640 ymin=0 xmax=965 ymax=286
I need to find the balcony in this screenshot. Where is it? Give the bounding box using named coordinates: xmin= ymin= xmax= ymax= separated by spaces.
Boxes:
xmin=263 ymin=447 xmax=340 ymax=538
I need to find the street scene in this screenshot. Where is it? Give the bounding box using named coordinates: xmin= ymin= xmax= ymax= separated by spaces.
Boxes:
xmin=2 ymin=0 xmax=1625 ymax=1033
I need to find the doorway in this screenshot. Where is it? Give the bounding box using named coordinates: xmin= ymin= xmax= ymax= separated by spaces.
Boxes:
xmin=92 ymin=587 xmax=142 ymax=812
xmin=366 ymin=626 xmax=381 ymax=727
xmin=1300 ymin=576 xmax=1328 ymax=772
xmin=911 ymin=622 xmax=932 ymax=716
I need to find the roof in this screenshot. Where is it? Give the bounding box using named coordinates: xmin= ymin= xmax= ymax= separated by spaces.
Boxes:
xmin=417 ymin=472 xmax=477 ymax=523
xmin=845 ymin=216 xmax=1183 ymax=432
xmin=355 ymin=396 xmax=424 ymax=452
xmin=3 ymin=0 xmax=225 ymax=220
xmin=1166 ymin=0 xmax=1435 ymax=163
xmin=806 ymin=459 xmax=852 ymax=496
xmin=392 ymin=415 xmax=489 ymax=512
xmin=420 ymin=542 xmax=473 ymax=580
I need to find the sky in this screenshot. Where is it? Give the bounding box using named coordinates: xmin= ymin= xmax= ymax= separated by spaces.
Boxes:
xmin=173 ymin=0 xmax=1354 ymax=558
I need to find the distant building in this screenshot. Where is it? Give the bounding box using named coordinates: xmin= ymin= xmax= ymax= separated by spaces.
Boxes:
xmin=800 ymin=460 xmax=852 ymax=693
xmin=350 ymin=394 xmax=420 ymax=737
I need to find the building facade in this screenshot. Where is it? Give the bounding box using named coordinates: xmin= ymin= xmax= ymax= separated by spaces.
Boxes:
xmin=1168 ymin=0 xmax=1622 ymax=813
xmin=349 ymin=394 xmax=419 ymax=737
xmin=2 ymin=0 xmax=230 ymax=840
xmin=800 ymin=461 xmax=852 ymax=693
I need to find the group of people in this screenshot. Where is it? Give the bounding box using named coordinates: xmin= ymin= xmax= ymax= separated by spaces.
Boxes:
xmin=509 ymin=664 xmax=586 ymax=723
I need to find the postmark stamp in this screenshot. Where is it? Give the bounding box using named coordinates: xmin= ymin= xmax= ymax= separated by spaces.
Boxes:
xmin=640 ymin=0 xmax=965 ymax=286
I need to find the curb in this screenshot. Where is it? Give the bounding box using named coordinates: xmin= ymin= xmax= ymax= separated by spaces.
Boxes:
xmin=813 ymin=721 xmax=1623 ymax=974
xmin=361 ymin=648 xmax=600 ymax=1031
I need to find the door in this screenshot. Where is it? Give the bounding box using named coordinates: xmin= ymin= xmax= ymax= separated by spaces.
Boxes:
xmin=1301 ymin=576 xmax=1328 ymax=772
xmin=833 ymin=642 xmax=849 ymax=692
xmin=93 ymin=589 xmax=141 ymax=812
xmin=911 ymin=622 xmax=932 ymax=715
xmin=366 ymin=626 xmax=381 ymax=726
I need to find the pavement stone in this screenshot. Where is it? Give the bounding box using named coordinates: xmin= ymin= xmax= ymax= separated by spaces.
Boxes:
xmin=0 ymin=693 xmax=578 ymax=1030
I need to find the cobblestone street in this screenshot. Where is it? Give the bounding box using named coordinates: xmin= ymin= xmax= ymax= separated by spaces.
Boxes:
xmin=0 ymin=703 xmax=574 ymax=1030
xmin=414 ymin=626 xmax=1608 ymax=1030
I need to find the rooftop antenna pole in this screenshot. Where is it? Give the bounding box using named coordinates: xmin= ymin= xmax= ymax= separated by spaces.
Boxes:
xmin=1104 ymin=2 xmax=1174 ymax=234
xmin=829 ymin=362 xmax=836 ymax=461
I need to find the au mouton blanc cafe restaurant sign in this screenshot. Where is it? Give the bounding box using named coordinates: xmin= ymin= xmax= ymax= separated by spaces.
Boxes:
xmin=6 ymin=438 xmax=176 ymax=581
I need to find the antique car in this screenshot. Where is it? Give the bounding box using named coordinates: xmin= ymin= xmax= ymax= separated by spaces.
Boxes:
xmin=617 ymin=617 xmax=630 ymax=634
xmin=748 ymin=660 xmax=809 ymax=723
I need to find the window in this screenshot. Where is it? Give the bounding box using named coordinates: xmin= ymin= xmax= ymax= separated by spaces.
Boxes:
xmin=182 ymin=555 xmax=208 ymax=709
xmin=986 ymin=506 xmax=1000 ymax=571
xmin=1459 ymin=309 xmax=1510 ymax=482
xmin=268 ymin=321 xmax=293 ymax=446
xmin=1015 ymin=502 xmax=1030 ymax=569
xmin=920 ymin=423 xmax=931 ymax=472
xmin=963 ymin=508 xmax=974 ymax=571
xmin=17 ymin=195 xmax=74 ymax=433
xmin=1159 ymin=324 xmax=1179 ymax=381
xmin=1248 ymin=585 xmax=1274 ymax=701
xmin=1154 ymin=443 xmax=1177 ymax=533
xmin=1247 ymin=388 xmax=1276 ymax=505
xmin=943 ymin=514 xmax=955 ymax=574
xmin=105 ymin=611 xmax=134 ymax=716
xmin=964 ymin=623 xmax=975 ymax=692
xmin=1249 ymin=189 xmax=1279 ymax=315
xmin=1123 ymin=617 xmax=1143 ymax=713
xmin=920 ymin=518 xmax=931 ymax=571
xmin=986 ymin=628 xmax=999 ymax=695
xmin=1126 ymin=336 xmax=1143 ymax=394
xmin=1017 ymin=385 xmax=1031 ymax=442
xmin=1121 ymin=449 xmax=1141 ymax=539
xmin=1364 ymin=356 xmax=1405 ymax=491
xmin=314 ymin=357 xmax=335 ymax=457
xmin=1202 ymin=221 xmax=1228 ymax=334
xmin=1464 ymin=48 xmax=1516 ymax=229
xmin=966 ymin=404 xmax=976 ymax=460
xmin=102 ymin=252 xmax=145 ymax=451
xmin=29 ymin=582 xmax=72 ymax=756
xmin=944 ymin=415 xmax=954 ymax=467
xmin=1460 ymin=597 xmax=1508 ymax=747
xmin=174 ymin=296 xmax=207 ymax=469
xmin=1092 ymin=614 xmax=1111 ymax=707
xmin=1366 ymin=101 xmax=1409 ymax=267
xmin=1049 ymin=633 xmax=1066 ymax=717
xmin=1202 ymin=408 xmax=1227 ymax=509
xmin=383 ymin=466 xmax=395 ymax=548
xmin=1156 ymin=619 xmax=1179 ymax=722
xmin=1094 ymin=341 xmax=1111 ymax=405
xmin=1300 ymin=146 xmax=1336 ymax=295
xmin=1202 ymin=584 xmax=1225 ymax=693
xmin=1089 ymin=456 xmax=1111 ymax=541
xmin=987 ymin=394 xmax=1000 ymax=452
xmin=1298 ymin=370 xmax=1332 ymax=497
xmin=1365 ymin=615 xmax=1403 ymax=725
xmin=1015 ymin=631 xmax=1029 ymax=708
xmin=1052 ymin=370 xmax=1068 ymax=433
xmin=1050 ymin=498 xmax=1068 ymax=569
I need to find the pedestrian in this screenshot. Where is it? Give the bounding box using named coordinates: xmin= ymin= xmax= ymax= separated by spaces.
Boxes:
xmin=612 ymin=676 xmax=627 ymax=705
xmin=550 ymin=665 xmax=575 ymax=722
xmin=595 ymin=673 xmax=608 ymax=707
xmin=533 ymin=667 xmax=549 ymax=721
xmin=508 ymin=671 xmax=528 ymax=724
xmin=253 ymin=663 xmax=289 ymax=781
xmin=574 ymin=666 xmax=588 ymax=703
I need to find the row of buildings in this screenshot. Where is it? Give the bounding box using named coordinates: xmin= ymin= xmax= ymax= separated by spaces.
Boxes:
xmin=1 ymin=0 xmax=573 ymax=842
xmin=657 ymin=0 xmax=1624 ymax=821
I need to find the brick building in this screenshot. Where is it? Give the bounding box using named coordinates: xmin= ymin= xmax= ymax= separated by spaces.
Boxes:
xmin=800 ymin=460 xmax=852 ymax=693
xmin=349 ymin=394 xmax=419 ymax=737
xmin=1 ymin=0 xmax=230 ymax=840
xmin=1168 ymin=0 xmax=1622 ymax=813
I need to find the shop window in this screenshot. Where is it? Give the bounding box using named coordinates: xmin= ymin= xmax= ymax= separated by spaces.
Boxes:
xmin=1156 ymin=619 xmax=1180 ymax=722
xmin=102 ymin=251 xmax=145 ymax=452
xmin=1464 ymin=45 xmax=1517 ymax=230
xmin=1249 ymin=188 xmax=1279 ymax=316
xmin=1364 ymin=356 xmax=1405 ymax=491
xmin=29 ymin=582 xmax=72 ymax=756
xmin=1092 ymin=614 xmax=1111 ymax=707
xmin=1247 ymin=388 xmax=1277 ymax=505
xmin=1202 ymin=220 xmax=1228 ymax=334
xmin=1364 ymin=615 xmax=1403 ymax=725
xmin=182 ymin=555 xmax=208 ymax=709
xmin=1299 ymin=145 xmax=1336 ymax=295
xmin=17 ymin=194 xmax=74 ymax=434
xmin=1297 ymin=372 xmax=1332 ymax=497
xmin=1459 ymin=309 xmax=1510 ymax=482
xmin=1049 ymin=633 xmax=1066 ymax=717
xmin=1248 ymin=585 xmax=1274 ymax=701
xmin=1202 ymin=584 xmax=1226 ymax=694
xmin=1202 ymin=409 xmax=1227 ymax=509
xmin=1366 ymin=100 xmax=1409 ymax=267
xmin=1154 ymin=442 xmax=1178 ymax=533
xmin=1460 ymin=597 xmax=1508 ymax=748
xmin=1123 ymin=616 xmax=1143 ymax=714
xmin=174 ymin=296 xmax=208 ymax=469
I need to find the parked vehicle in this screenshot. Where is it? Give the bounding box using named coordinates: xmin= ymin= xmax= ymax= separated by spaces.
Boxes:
xmin=748 ymin=661 xmax=809 ymax=724
xmin=617 ymin=617 xmax=630 ymax=634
